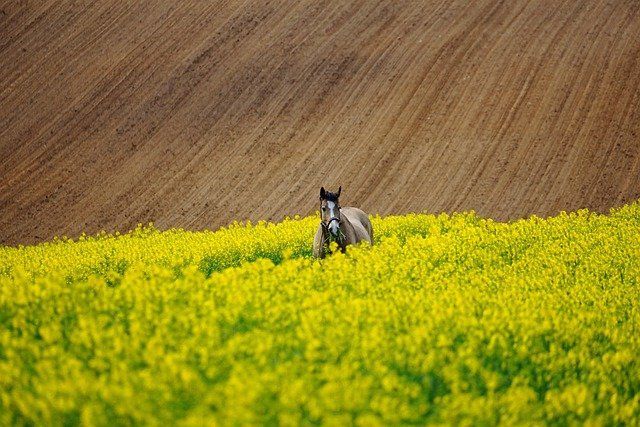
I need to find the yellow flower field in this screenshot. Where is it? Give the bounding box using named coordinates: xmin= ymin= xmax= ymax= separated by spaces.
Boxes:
xmin=1 ymin=203 xmax=639 ymax=425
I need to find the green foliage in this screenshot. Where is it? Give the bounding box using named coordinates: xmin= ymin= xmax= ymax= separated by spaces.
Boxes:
xmin=1 ymin=205 xmax=639 ymax=425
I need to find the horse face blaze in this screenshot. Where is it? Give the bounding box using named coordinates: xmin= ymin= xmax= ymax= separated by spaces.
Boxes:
xmin=326 ymin=201 xmax=340 ymax=235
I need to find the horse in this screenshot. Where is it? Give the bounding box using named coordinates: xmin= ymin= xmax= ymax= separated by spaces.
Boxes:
xmin=312 ymin=186 xmax=374 ymax=258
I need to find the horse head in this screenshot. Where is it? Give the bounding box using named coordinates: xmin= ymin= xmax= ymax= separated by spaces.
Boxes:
xmin=319 ymin=186 xmax=342 ymax=238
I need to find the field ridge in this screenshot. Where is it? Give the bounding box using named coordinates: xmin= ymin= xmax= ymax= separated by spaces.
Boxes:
xmin=2 ymin=1 xmax=640 ymax=245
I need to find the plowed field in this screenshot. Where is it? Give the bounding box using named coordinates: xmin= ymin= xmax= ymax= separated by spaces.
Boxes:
xmin=1 ymin=1 xmax=639 ymax=245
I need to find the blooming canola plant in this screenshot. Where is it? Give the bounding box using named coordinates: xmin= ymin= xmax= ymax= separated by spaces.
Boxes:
xmin=1 ymin=204 xmax=639 ymax=425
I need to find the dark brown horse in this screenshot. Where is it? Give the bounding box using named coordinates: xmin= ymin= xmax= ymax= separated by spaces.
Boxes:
xmin=313 ymin=186 xmax=373 ymax=258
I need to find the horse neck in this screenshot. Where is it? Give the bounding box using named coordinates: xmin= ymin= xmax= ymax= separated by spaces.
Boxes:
xmin=341 ymin=214 xmax=351 ymax=229
xmin=338 ymin=215 xmax=355 ymax=243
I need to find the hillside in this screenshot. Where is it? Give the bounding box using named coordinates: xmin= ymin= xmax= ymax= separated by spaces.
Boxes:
xmin=1 ymin=1 xmax=639 ymax=245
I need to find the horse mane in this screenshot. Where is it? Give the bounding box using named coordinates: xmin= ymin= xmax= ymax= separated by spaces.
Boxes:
xmin=323 ymin=191 xmax=340 ymax=202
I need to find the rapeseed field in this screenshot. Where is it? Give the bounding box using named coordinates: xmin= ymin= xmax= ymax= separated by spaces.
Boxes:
xmin=1 ymin=203 xmax=639 ymax=425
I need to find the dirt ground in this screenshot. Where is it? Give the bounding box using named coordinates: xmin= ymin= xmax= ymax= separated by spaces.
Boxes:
xmin=1 ymin=1 xmax=639 ymax=245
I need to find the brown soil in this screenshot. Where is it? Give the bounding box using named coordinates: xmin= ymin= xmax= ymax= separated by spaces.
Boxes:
xmin=1 ymin=1 xmax=639 ymax=245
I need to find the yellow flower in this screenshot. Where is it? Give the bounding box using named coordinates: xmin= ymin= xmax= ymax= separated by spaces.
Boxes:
xmin=0 ymin=202 xmax=639 ymax=424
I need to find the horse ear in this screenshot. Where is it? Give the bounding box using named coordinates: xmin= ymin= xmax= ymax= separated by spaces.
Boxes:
xmin=337 ymin=186 xmax=341 ymax=197
xmin=320 ymin=187 xmax=326 ymax=199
